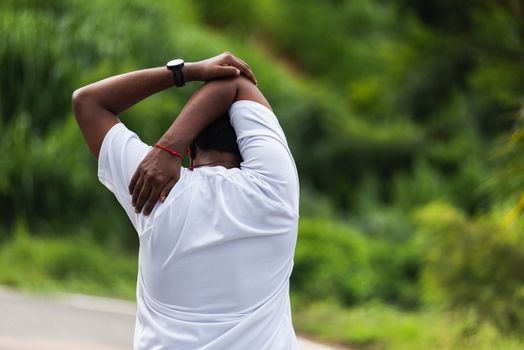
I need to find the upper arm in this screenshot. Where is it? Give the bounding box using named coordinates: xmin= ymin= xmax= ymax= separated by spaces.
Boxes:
xmin=72 ymin=88 xmax=120 ymax=159
xmin=234 ymin=76 xmax=272 ymax=110
xmin=98 ymin=123 xmax=155 ymax=235
xmin=230 ymin=77 xmax=299 ymax=212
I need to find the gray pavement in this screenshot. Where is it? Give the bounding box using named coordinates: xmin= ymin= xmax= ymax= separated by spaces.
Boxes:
xmin=0 ymin=287 xmax=338 ymax=350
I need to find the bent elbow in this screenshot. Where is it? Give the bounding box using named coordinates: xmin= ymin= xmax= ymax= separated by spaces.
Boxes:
xmin=72 ymin=88 xmax=91 ymax=119
xmin=72 ymin=88 xmax=87 ymax=107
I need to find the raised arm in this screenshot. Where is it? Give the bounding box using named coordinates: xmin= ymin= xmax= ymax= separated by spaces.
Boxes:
xmin=129 ymin=76 xmax=271 ymax=215
xmin=72 ymin=52 xmax=256 ymax=158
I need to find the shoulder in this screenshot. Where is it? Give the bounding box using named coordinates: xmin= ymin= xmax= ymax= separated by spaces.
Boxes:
xmin=175 ymin=167 xmax=297 ymax=215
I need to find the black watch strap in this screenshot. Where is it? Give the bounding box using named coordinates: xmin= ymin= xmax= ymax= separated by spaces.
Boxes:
xmin=173 ymin=67 xmax=185 ymax=87
xmin=167 ymin=59 xmax=185 ymax=87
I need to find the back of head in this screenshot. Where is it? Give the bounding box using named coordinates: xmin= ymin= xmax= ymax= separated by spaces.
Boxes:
xmin=190 ymin=113 xmax=241 ymax=159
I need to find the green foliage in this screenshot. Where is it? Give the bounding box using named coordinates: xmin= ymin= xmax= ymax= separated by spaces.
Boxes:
xmin=415 ymin=201 xmax=524 ymax=333
xmin=3 ymin=0 xmax=523 ymax=234
xmin=487 ymin=108 xmax=524 ymax=203
xmin=292 ymin=218 xmax=374 ymax=305
xmin=294 ymin=217 xmax=421 ymax=308
xmin=0 ymin=222 xmax=136 ymax=299
xmin=293 ymin=300 xmax=524 ymax=350
xmin=2 ymin=0 xmax=524 ymax=347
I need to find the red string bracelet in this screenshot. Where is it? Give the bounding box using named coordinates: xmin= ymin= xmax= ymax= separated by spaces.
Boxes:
xmin=153 ymin=144 xmax=183 ymax=159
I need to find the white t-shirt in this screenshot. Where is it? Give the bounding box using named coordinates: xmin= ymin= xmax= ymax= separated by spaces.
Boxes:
xmin=98 ymin=100 xmax=299 ymax=350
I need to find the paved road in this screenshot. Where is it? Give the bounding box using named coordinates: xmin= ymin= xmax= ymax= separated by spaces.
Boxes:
xmin=0 ymin=287 xmax=337 ymax=350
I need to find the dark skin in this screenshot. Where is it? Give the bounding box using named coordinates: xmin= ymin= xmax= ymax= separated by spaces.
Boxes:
xmin=128 ymin=76 xmax=271 ymax=214
xmin=72 ymin=52 xmax=256 ymax=157
xmin=72 ymin=52 xmax=270 ymax=215
xmin=189 ymin=149 xmax=243 ymax=171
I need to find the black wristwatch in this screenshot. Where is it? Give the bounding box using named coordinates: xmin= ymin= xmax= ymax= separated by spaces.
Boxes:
xmin=166 ymin=59 xmax=185 ymax=87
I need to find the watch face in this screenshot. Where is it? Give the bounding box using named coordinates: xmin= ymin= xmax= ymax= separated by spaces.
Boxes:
xmin=167 ymin=59 xmax=184 ymax=68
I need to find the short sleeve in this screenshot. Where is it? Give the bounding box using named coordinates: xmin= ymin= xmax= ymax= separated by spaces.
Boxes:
xmin=97 ymin=122 xmax=154 ymax=235
xmin=229 ymin=100 xmax=299 ymax=212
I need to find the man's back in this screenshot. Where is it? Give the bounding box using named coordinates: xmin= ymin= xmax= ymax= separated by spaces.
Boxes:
xmin=98 ymin=100 xmax=299 ymax=349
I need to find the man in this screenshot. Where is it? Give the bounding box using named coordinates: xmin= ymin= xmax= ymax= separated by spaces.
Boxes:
xmin=72 ymin=52 xmax=299 ymax=349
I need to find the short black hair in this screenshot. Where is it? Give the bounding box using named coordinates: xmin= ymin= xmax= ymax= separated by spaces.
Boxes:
xmin=189 ymin=112 xmax=241 ymax=159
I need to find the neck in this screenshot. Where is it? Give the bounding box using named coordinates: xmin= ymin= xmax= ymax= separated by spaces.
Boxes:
xmin=192 ymin=150 xmax=242 ymax=169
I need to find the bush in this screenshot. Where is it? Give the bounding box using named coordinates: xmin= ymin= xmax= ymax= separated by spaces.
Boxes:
xmin=293 ymin=216 xmax=422 ymax=308
xmin=292 ymin=218 xmax=375 ymax=305
xmin=292 ymin=300 xmax=524 ymax=350
xmin=0 ymin=223 xmax=137 ymax=299
xmin=415 ymin=201 xmax=524 ymax=333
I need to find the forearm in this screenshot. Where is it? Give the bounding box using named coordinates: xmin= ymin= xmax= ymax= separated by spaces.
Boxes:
xmin=155 ymin=78 xmax=239 ymax=153
xmin=72 ymin=52 xmax=256 ymax=161
xmin=75 ymin=64 xmax=202 ymax=115
xmin=128 ymin=75 xmax=267 ymax=215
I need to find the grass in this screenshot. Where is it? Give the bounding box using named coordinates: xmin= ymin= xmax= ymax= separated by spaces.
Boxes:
xmin=0 ymin=230 xmax=523 ymax=349
xmin=0 ymin=229 xmax=137 ymax=300
xmin=292 ymin=299 xmax=524 ymax=350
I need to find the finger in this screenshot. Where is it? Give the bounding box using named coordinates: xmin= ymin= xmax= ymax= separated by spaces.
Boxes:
xmin=143 ymin=187 xmax=162 ymax=216
xmin=230 ymin=56 xmax=256 ymax=84
xmin=236 ymin=56 xmax=250 ymax=69
xmin=237 ymin=58 xmax=257 ymax=84
xmin=129 ymin=167 xmax=141 ymax=194
xmin=218 ymin=65 xmax=241 ymax=77
xmin=160 ymin=177 xmax=178 ymax=202
xmin=244 ymin=68 xmax=257 ymax=85
xmin=223 ymin=53 xmax=246 ymax=72
xmin=229 ymin=56 xmax=255 ymax=84
xmin=132 ymin=174 xmax=145 ymax=207
xmin=134 ymin=183 xmax=152 ymax=214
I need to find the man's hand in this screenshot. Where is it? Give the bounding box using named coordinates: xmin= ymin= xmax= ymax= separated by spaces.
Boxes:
xmin=184 ymin=52 xmax=257 ymax=85
xmin=129 ymin=52 xmax=255 ymax=215
xmin=128 ymin=147 xmax=181 ymax=215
